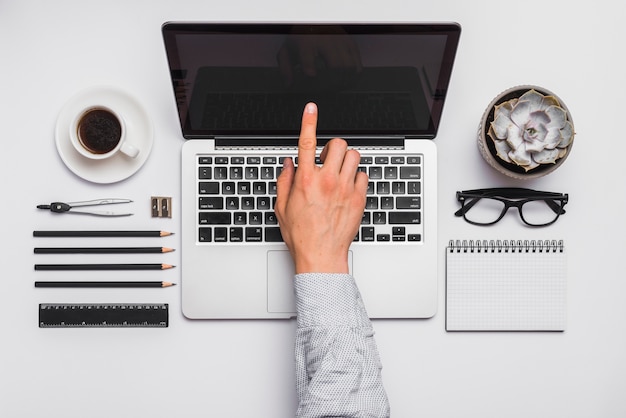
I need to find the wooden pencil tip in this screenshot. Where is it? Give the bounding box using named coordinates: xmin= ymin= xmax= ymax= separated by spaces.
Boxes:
xmin=162 ymin=247 xmax=175 ymax=253
xmin=160 ymin=231 xmax=174 ymax=237
xmin=162 ymin=282 xmax=177 ymax=287
xmin=162 ymin=264 xmax=176 ymax=269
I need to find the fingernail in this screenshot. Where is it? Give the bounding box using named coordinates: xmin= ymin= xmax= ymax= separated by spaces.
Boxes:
xmin=305 ymin=102 xmax=317 ymax=114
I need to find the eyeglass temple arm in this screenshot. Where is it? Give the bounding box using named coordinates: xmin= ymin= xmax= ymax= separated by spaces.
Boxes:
xmin=454 ymin=193 xmax=481 ymax=216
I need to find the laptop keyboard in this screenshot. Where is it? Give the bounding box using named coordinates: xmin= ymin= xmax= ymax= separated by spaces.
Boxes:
xmin=197 ymin=154 xmax=423 ymax=243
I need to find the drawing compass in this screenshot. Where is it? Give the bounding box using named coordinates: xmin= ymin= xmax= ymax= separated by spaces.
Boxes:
xmin=37 ymin=199 xmax=133 ymax=217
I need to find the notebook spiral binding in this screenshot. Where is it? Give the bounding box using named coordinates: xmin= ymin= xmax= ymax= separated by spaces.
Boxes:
xmin=448 ymin=239 xmax=564 ymax=253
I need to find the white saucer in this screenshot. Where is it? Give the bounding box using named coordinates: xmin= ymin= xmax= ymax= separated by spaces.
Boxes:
xmin=55 ymin=86 xmax=154 ymax=184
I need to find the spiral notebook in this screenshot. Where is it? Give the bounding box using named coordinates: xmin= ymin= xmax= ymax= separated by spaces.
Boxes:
xmin=446 ymin=239 xmax=567 ymax=331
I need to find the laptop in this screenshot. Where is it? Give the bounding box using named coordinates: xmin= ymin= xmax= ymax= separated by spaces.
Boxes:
xmin=162 ymin=22 xmax=461 ymax=319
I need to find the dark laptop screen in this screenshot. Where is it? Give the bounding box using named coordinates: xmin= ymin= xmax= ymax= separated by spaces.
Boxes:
xmin=162 ymin=23 xmax=461 ymax=140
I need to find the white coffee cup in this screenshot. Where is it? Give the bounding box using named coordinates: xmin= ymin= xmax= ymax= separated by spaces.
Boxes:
xmin=69 ymin=106 xmax=139 ymax=159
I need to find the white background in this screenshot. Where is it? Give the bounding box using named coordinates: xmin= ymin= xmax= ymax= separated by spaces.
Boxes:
xmin=1 ymin=0 xmax=625 ymax=416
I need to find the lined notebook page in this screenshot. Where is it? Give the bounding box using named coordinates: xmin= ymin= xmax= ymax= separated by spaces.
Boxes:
xmin=446 ymin=240 xmax=567 ymax=331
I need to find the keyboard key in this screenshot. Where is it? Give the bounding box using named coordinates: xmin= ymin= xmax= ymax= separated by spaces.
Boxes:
xmin=199 ymin=197 xmax=223 ymax=210
xmin=392 ymin=226 xmax=406 ymax=236
xmin=199 ymin=182 xmax=219 ymax=194
xmin=400 ymin=166 xmax=421 ymax=179
xmin=214 ymin=167 xmax=227 ymax=179
xmin=408 ymin=181 xmax=421 ymax=194
xmin=392 ymin=182 xmax=405 ymax=194
xmin=241 ymin=196 xmax=255 ymax=210
xmin=369 ymin=167 xmax=382 ymax=179
xmin=238 ymin=182 xmax=251 ymax=194
xmin=265 ymin=212 xmax=278 ymax=225
xmin=199 ymin=212 xmax=231 ymax=225
xmin=199 ymin=227 xmax=212 ymax=242
xmin=361 ymin=227 xmax=375 ymax=242
xmin=265 ymin=227 xmax=283 ymax=242
xmin=377 ymin=182 xmax=390 ymax=194
xmin=261 ymin=167 xmax=274 ymax=179
xmin=384 ymin=167 xmax=397 ymax=179
xmin=249 ymin=212 xmax=262 ymax=225
xmin=226 ymin=197 xmax=239 ymax=210
xmin=230 ymin=167 xmax=243 ymax=179
xmin=234 ymin=212 xmax=247 ymax=225
xmin=396 ymin=196 xmax=421 ymax=209
xmin=245 ymin=167 xmax=258 ymax=179
xmin=257 ymin=197 xmax=271 ymax=210
xmin=373 ymin=212 xmax=386 ymax=224
xmin=222 ymin=182 xmax=236 ymax=194
xmin=214 ymin=227 xmax=228 ymax=242
xmin=199 ymin=167 xmax=211 ymax=179
xmin=253 ymin=182 xmax=267 ymax=195
xmin=381 ymin=197 xmax=394 ymax=209
xmin=389 ymin=212 xmax=421 ymax=224
xmin=246 ymin=227 xmax=263 ymax=242
xmin=230 ymin=227 xmax=243 ymax=242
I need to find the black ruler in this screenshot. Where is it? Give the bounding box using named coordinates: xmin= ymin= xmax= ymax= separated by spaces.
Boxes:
xmin=39 ymin=303 xmax=169 ymax=328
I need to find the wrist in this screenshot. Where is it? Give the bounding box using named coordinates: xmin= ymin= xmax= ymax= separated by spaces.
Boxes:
xmin=294 ymin=252 xmax=350 ymax=274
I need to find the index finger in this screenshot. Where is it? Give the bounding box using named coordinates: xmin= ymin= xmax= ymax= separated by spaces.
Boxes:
xmin=297 ymin=102 xmax=318 ymax=171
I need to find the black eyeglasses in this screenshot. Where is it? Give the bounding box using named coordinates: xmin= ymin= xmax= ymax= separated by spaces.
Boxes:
xmin=455 ymin=188 xmax=568 ymax=227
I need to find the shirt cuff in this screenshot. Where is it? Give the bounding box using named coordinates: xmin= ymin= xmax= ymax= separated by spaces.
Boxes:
xmin=294 ymin=273 xmax=370 ymax=328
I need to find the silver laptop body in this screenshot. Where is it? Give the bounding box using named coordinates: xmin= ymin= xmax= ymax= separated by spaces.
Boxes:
xmin=162 ymin=22 xmax=461 ymax=319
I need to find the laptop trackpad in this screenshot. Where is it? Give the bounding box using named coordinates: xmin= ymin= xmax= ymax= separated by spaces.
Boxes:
xmin=266 ymin=250 xmax=354 ymax=314
xmin=267 ymin=250 xmax=296 ymax=314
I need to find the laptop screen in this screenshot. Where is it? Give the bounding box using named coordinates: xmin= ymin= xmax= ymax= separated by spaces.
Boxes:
xmin=162 ymin=23 xmax=461 ymax=140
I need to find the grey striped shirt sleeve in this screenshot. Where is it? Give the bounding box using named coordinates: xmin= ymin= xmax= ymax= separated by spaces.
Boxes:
xmin=294 ymin=273 xmax=390 ymax=418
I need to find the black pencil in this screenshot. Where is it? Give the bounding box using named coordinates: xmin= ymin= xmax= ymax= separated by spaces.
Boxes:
xmin=35 ymin=281 xmax=176 ymax=288
xmin=34 ymin=263 xmax=175 ymax=271
xmin=33 ymin=230 xmax=174 ymax=238
xmin=34 ymin=247 xmax=175 ymax=254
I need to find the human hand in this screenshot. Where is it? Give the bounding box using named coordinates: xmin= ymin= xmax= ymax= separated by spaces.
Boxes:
xmin=275 ymin=103 xmax=368 ymax=274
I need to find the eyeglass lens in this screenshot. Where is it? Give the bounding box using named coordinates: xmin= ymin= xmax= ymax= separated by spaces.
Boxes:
xmin=463 ymin=197 xmax=562 ymax=226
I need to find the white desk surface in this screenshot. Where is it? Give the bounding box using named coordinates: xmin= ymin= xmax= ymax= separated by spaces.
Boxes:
xmin=2 ymin=1 xmax=625 ymax=416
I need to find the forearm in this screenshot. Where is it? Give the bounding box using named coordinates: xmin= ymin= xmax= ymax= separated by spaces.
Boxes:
xmin=294 ymin=273 xmax=389 ymax=418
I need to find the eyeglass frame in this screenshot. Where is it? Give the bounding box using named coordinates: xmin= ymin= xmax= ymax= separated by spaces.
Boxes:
xmin=454 ymin=188 xmax=568 ymax=227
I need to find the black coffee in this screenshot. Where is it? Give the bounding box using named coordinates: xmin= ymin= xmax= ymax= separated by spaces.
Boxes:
xmin=77 ymin=108 xmax=122 ymax=154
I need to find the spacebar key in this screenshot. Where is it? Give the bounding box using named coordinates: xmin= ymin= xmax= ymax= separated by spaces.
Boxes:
xmin=389 ymin=211 xmax=421 ymax=224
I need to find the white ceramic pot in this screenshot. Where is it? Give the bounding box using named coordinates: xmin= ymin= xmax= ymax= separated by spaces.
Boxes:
xmin=477 ymin=85 xmax=575 ymax=180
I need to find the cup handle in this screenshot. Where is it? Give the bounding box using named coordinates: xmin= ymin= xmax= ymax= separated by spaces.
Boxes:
xmin=120 ymin=142 xmax=140 ymax=158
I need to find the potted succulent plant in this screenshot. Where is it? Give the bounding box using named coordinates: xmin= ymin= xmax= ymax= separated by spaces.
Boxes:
xmin=478 ymin=85 xmax=575 ymax=179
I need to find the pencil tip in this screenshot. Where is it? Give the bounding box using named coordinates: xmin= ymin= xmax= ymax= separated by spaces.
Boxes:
xmin=160 ymin=231 xmax=174 ymax=237
xmin=162 ymin=247 xmax=175 ymax=253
